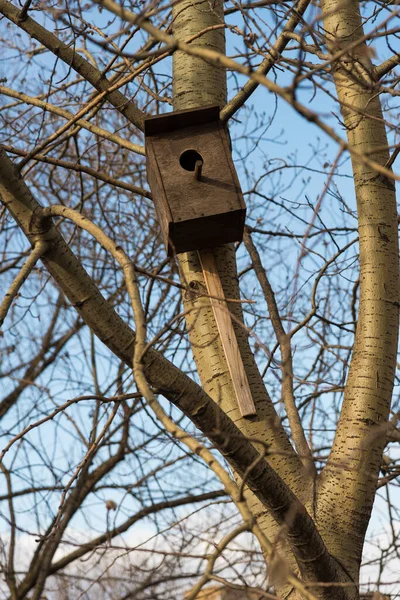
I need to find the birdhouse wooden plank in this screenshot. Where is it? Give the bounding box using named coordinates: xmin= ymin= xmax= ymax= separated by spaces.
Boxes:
xmin=145 ymin=105 xmax=246 ymax=256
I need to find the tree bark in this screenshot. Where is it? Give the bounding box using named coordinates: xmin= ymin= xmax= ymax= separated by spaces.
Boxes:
xmin=316 ymin=0 xmax=399 ymax=583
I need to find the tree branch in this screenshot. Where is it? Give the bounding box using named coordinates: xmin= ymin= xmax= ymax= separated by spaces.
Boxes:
xmin=0 ymin=0 xmax=145 ymax=131
xmin=0 ymin=239 xmax=48 ymax=327
xmin=0 ymin=86 xmax=145 ymax=156
xmin=221 ymin=0 xmax=311 ymax=121
xmin=49 ymin=490 xmax=227 ymax=574
xmin=1 ymin=144 xmax=150 ymax=198
xmin=375 ymin=53 xmax=400 ymax=79
xmin=243 ymin=229 xmax=315 ymax=475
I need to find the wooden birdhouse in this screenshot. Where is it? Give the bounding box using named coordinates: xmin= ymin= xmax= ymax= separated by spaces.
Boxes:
xmin=145 ymin=105 xmax=256 ymax=419
xmin=145 ymin=105 xmax=246 ymax=256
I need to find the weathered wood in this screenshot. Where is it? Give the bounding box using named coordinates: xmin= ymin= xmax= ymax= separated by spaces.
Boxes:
xmin=145 ymin=105 xmax=246 ymax=255
xmin=194 ymin=159 xmax=203 ymax=181
xmin=199 ymin=249 xmax=257 ymax=418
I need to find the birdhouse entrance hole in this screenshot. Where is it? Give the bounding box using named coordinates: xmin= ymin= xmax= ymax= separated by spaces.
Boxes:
xmin=179 ymin=149 xmax=203 ymax=171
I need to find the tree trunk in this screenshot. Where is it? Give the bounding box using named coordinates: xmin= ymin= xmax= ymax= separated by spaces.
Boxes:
xmin=316 ymin=0 xmax=399 ymax=583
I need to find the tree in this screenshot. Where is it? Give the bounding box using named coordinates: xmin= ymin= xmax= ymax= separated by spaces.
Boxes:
xmin=0 ymin=0 xmax=399 ymax=599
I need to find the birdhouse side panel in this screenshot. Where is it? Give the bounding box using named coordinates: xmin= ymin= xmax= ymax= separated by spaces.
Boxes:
xmin=145 ymin=138 xmax=173 ymax=251
xmin=217 ymin=123 xmax=246 ymax=211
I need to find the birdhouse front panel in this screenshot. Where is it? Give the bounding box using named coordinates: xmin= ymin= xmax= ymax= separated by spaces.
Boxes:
xmin=145 ymin=105 xmax=246 ymax=256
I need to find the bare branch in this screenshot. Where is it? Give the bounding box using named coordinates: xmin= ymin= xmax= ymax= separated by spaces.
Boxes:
xmin=0 ymin=0 xmax=145 ymax=130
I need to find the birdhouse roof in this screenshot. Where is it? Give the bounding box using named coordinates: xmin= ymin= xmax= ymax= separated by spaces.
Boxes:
xmin=144 ymin=105 xmax=221 ymax=136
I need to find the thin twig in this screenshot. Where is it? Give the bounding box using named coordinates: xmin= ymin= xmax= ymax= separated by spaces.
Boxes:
xmin=0 ymin=240 xmax=48 ymax=327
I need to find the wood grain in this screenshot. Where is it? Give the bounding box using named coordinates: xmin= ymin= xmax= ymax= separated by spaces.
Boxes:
xmin=199 ymin=249 xmax=257 ymax=418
